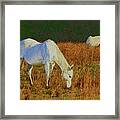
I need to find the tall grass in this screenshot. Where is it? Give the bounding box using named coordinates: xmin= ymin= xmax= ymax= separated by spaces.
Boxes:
xmin=20 ymin=42 xmax=100 ymax=100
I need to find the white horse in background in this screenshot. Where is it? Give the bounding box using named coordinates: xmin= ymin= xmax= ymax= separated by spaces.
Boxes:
xmin=21 ymin=39 xmax=73 ymax=88
xmin=86 ymin=36 xmax=100 ymax=47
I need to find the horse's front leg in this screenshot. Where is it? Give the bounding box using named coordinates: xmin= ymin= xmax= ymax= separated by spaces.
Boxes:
xmin=50 ymin=62 xmax=55 ymax=74
xmin=45 ymin=62 xmax=50 ymax=87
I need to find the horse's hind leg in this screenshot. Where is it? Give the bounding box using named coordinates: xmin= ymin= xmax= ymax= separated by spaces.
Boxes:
xmin=20 ymin=58 xmax=24 ymax=69
xmin=28 ymin=65 xmax=33 ymax=85
xmin=45 ymin=62 xmax=50 ymax=87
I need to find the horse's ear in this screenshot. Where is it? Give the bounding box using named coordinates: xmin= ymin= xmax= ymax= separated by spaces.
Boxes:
xmin=70 ymin=64 xmax=74 ymax=69
xmin=68 ymin=64 xmax=74 ymax=71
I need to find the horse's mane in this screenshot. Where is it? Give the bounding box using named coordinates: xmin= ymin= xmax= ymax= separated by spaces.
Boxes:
xmin=46 ymin=39 xmax=70 ymax=70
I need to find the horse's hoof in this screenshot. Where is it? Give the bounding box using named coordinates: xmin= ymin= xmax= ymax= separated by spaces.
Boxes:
xmin=45 ymin=86 xmax=50 ymax=89
xmin=30 ymin=83 xmax=33 ymax=86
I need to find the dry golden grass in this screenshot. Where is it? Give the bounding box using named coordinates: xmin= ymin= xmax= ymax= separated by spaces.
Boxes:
xmin=20 ymin=42 xmax=100 ymax=100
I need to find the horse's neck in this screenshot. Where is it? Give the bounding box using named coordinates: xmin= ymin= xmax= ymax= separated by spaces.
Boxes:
xmin=46 ymin=39 xmax=70 ymax=72
xmin=54 ymin=46 xmax=69 ymax=72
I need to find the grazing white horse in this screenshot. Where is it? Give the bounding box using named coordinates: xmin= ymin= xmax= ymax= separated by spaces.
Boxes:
xmin=21 ymin=39 xmax=73 ymax=88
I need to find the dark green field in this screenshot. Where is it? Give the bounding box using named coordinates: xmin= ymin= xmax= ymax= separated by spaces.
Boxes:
xmin=20 ymin=20 xmax=100 ymax=42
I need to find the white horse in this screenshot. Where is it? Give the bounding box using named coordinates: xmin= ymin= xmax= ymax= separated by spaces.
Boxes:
xmin=86 ymin=36 xmax=100 ymax=47
xmin=21 ymin=39 xmax=73 ymax=88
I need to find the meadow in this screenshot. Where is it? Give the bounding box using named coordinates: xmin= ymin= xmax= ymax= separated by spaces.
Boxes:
xmin=20 ymin=42 xmax=100 ymax=100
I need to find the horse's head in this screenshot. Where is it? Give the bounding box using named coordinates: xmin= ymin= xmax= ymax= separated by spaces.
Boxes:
xmin=62 ymin=64 xmax=74 ymax=88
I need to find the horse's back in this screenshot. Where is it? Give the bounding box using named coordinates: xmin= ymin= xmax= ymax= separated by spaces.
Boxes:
xmin=21 ymin=39 xmax=61 ymax=65
xmin=20 ymin=38 xmax=40 ymax=58
xmin=21 ymin=38 xmax=40 ymax=48
xmin=23 ymin=42 xmax=49 ymax=65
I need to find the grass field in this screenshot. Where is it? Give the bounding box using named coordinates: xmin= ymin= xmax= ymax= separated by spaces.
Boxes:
xmin=20 ymin=42 xmax=100 ymax=100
